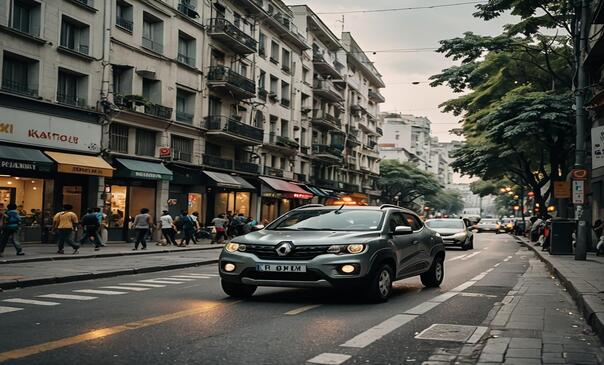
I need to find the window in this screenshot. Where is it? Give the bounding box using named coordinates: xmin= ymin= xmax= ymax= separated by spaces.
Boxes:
xmin=1 ymin=52 xmax=39 ymax=96
xmin=300 ymin=128 xmax=307 ymax=146
xmin=109 ymin=124 xmax=129 ymax=153
xmin=135 ymin=128 xmax=156 ymax=156
xmin=112 ymin=66 xmax=132 ymax=97
xmin=269 ymin=75 xmax=278 ymax=95
xmin=258 ymin=70 xmax=266 ymax=91
xmin=116 ymin=1 xmax=133 ymax=32
xmin=388 ymin=212 xmax=405 ymax=232
xmin=233 ymin=12 xmax=241 ymax=28
xmin=302 ymin=67 xmax=309 ymax=84
xmin=280 ymin=81 xmax=290 ymax=106
xmin=57 ymin=69 xmax=88 ymax=107
xmin=175 ymin=89 xmax=194 ymax=123
xmin=258 ymin=32 xmax=266 ymax=56
xmin=270 ymin=41 xmax=279 ymax=63
xmin=60 ymin=16 xmax=90 ymax=55
xmin=281 ymin=49 xmax=290 ymax=73
xmin=142 ymin=13 xmax=163 ymax=54
xmin=280 ymin=119 xmax=289 ymax=138
xmin=142 ymin=78 xmax=160 ymax=104
xmin=179 ymin=0 xmax=198 ymax=18
xmin=205 ymin=142 xmax=221 ymax=157
xmin=239 ymin=63 xmax=248 ymax=78
xmin=171 ymin=135 xmax=193 ymax=162
xmin=177 ymin=31 xmax=196 ymax=67
xmin=403 ymin=213 xmax=423 ymax=231
xmin=11 ymin=0 xmax=41 ymax=37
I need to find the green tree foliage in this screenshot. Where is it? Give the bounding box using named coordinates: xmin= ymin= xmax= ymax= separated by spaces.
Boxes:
xmin=425 ymin=190 xmax=465 ymax=215
xmin=378 ymin=160 xmax=442 ymax=208
xmin=470 ymin=180 xmax=501 ymax=197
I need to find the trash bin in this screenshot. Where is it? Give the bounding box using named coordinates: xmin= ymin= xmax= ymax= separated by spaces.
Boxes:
xmin=549 ymin=219 xmax=576 ymax=255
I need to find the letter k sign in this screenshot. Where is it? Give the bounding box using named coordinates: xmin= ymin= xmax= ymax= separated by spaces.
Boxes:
xmin=0 ymin=123 xmax=14 ymax=133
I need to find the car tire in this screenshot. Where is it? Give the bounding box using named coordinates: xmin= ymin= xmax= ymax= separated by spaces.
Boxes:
xmin=469 ymin=238 xmax=474 ymax=250
xmin=221 ymin=280 xmax=257 ymax=298
xmin=366 ymin=264 xmax=393 ymax=303
xmin=462 ymin=239 xmax=470 ymax=250
xmin=421 ymin=256 xmax=444 ymax=288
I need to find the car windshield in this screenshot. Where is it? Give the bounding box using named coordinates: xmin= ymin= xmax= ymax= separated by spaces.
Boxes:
xmin=425 ymin=220 xmax=465 ymax=229
xmin=267 ymin=209 xmax=384 ymax=231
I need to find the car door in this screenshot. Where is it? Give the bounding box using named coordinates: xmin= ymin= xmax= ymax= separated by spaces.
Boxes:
xmin=387 ymin=212 xmax=418 ymax=278
xmin=403 ymin=213 xmax=432 ymax=272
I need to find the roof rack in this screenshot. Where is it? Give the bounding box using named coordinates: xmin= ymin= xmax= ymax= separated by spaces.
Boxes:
xmin=294 ymin=204 xmax=324 ymax=210
xmin=379 ymin=204 xmax=401 ymax=210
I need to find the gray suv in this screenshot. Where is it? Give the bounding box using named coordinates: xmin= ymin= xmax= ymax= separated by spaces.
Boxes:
xmin=218 ymin=205 xmax=446 ymax=302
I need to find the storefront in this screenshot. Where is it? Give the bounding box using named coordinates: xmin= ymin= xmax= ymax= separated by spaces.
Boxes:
xmin=104 ymin=158 xmax=173 ymax=242
xmin=304 ymin=185 xmax=340 ymax=205
xmin=167 ymin=165 xmax=206 ymax=223
xmin=204 ymin=171 xmax=256 ymax=224
xmin=326 ymin=192 xmax=369 ymax=206
xmin=260 ymin=177 xmax=313 ymax=223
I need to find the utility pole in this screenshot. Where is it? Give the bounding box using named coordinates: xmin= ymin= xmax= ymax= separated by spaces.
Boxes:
xmin=574 ymin=0 xmax=589 ymax=261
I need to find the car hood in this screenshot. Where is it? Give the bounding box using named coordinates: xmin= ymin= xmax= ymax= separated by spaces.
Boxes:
xmin=430 ymin=228 xmax=466 ymax=236
xmin=231 ymin=230 xmax=381 ymax=246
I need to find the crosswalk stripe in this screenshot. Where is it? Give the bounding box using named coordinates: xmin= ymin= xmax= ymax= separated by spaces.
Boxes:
xmin=461 ymin=251 xmax=481 ymax=260
xmin=170 ymin=275 xmax=211 ymax=279
xmin=186 ymin=273 xmax=218 ymax=277
xmin=447 ymin=254 xmax=467 ymax=262
xmin=0 ymin=306 xmax=23 ymax=314
xmin=38 ymin=294 xmax=97 ymax=301
xmin=73 ymin=289 xmax=127 ymax=295
xmin=138 ymin=279 xmax=185 ymax=284
xmin=3 ymin=298 xmax=60 ymax=306
xmin=101 ymin=286 xmax=150 ymax=292
xmin=163 ymin=277 xmax=195 ymax=281
xmin=340 ymin=314 xmax=417 ymax=348
xmin=120 ymin=283 xmax=166 ymax=288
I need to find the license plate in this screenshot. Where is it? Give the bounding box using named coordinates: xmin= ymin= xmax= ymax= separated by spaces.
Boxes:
xmin=256 ymin=263 xmax=307 ymax=272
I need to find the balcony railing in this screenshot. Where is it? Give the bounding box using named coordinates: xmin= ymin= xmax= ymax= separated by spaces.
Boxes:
xmin=178 ymin=1 xmax=199 ymax=18
xmin=70 ymin=0 xmax=94 ymax=8
xmin=280 ymin=98 xmax=290 ymax=108
xmin=2 ymin=79 xmax=38 ymax=97
xmin=203 ymin=154 xmax=233 ymax=170
xmin=177 ymin=53 xmax=194 ymax=67
xmin=144 ymin=103 xmax=173 ymax=119
xmin=376 ymin=127 xmax=383 ymax=136
xmin=313 ymin=79 xmax=343 ymax=101
xmin=57 ymin=92 xmax=87 ymax=107
xmin=10 ymin=22 xmax=38 ymax=37
xmin=116 ymin=16 xmax=133 ymax=31
xmin=264 ymin=166 xmax=284 ymax=178
xmin=142 ymin=36 xmax=163 ymax=54
xmin=267 ymin=133 xmax=299 ymax=150
xmin=176 ymin=111 xmax=194 ymax=123
xmin=314 ymin=178 xmax=337 ymax=189
xmin=205 ymin=115 xmax=264 ymax=142
xmin=294 ymin=173 xmax=307 ymax=182
xmin=311 ymin=110 xmax=341 ymax=129
xmin=207 ymin=66 xmax=256 ymax=97
xmin=207 ymin=18 xmax=257 ymax=54
xmin=368 ymin=89 xmax=386 ymax=103
xmin=341 ymin=182 xmax=360 ymax=192
xmin=60 ymin=42 xmax=90 ymax=56
xmin=312 ymin=144 xmax=342 ymax=158
xmin=234 ymin=160 xmax=260 ymax=174
xmin=312 ymin=51 xmax=341 ymax=78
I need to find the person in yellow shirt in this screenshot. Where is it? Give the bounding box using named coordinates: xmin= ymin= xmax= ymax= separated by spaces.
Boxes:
xmin=53 ymin=204 xmax=80 ymax=254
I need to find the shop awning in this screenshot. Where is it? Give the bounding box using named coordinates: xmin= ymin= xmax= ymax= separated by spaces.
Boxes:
xmin=45 ymin=151 xmax=113 ymax=177
xmin=115 ymin=158 xmax=173 ymax=181
xmin=0 ymin=146 xmax=53 ymax=172
xmin=204 ymin=171 xmax=255 ymax=190
xmin=260 ymin=176 xmax=313 ymax=199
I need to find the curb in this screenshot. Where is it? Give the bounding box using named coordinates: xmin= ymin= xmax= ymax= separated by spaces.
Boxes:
xmin=0 ymin=259 xmax=219 ymax=291
xmin=0 ymin=245 xmax=222 ymax=265
xmin=515 ymin=236 xmax=604 ymax=344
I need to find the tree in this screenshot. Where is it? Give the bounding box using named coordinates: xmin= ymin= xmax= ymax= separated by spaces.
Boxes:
xmin=470 ymin=180 xmax=502 ymax=197
xmin=378 ymin=160 xmax=442 ymax=209
xmin=425 ymin=190 xmax=465 ymax=215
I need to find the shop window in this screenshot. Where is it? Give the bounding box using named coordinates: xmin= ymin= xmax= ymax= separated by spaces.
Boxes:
xmin=0 ymin=176 xmax=43 ymax=226
xmin=62 ymin=185 xmax=82 ymax=216
xmin=109 ymin=123 xmax=129 ymax=153
xmin=107 ymin=185 xmax=127 ymax=228
xmin=135 ymin=128 xmax=156 ymax=156
xmin=106 ymin=185 xmax=155 ymax=229
xmin=261 ymin=199 xmax=278 ymax=223
xmin=188 ymin=193 xmax=203 ymax=221
xmin=215 ymin=192 xmax=250 ymax=217
xmin=129 ymin=186 xmax=155 ymax=224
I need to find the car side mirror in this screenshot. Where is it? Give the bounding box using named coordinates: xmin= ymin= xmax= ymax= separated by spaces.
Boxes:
xmin=254 ymin=225 xmax=265 ymax=230
xmin=393 ymin=226 xmax=413 ymax=235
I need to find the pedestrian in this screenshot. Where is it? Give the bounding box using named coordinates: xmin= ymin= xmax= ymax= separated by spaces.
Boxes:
xmin=0 ymin=203 xmax=25 ymax=256
xmin=53 ymin=204 xmax=80 ymax=254
xmin=179 ymin=210 xmax=195 ymax=246
xmin=211 ymin=213 xmax=227 ymax=244
xmin=159 ymin=210 xmax=177 ymax=246
xmin=80 ymin=208 xmax=102 ymax=251
xmin=191 ymin=212 xmax=201 ymax=243
xmin=94 ymin=207 xmax=107 ymax=246
xmin=132 ymin=208 xmax=153 ymax=250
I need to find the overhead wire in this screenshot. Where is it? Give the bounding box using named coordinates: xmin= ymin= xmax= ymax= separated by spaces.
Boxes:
xmin=315 ymin=1 xmax=487 ymax=15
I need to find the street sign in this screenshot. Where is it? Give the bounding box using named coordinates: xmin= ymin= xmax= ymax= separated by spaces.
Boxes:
xmin=553 ymin=181 xmax=571 ymax=199
xmin=158 ymin=147 xmax=172 ymax=158
xmin=571 ymin=168 xmax=588 ymax=180
xmin=572 ymin=180 xmax=585 ymax=204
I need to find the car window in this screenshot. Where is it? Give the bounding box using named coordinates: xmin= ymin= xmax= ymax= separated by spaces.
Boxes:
xmin=388 ymin=212 xmax=406 ymax=232
xmin=425 ymin=220 xmax=465 ymax=229
xmin=403 ymin=213 xmax=423 ymax=231
xmin=267 ymin=209 xmax=384 ymax=231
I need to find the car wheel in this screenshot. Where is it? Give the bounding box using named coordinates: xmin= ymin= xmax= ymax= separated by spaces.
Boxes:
xmin=421 ymin=256 xmax=444 ymax=288
xmin=469 ymin=238 xmax=474 ymax=250
xmin=221 ymin=280 xmax=257 ymax=298
xmin=366 ymin=264 xmax=393 ymax=303
xmin=462 ymin=239 xmax=470 ymax=250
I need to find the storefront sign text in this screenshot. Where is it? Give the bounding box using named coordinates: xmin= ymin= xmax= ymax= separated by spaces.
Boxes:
xmin=133 ymin=171 xmax=163 ymax=179
xmin=27 ymin=129 xmax=79 ymax=144
xmin=57 ymin=164 xmax=113 ymax=177
xmin=572 ymin=180 xmax=585 ymax=205
xmin=592 ymin=125 xmax=604 ymax=170
xmin=0 ymin=160 xmax=37 ymax=170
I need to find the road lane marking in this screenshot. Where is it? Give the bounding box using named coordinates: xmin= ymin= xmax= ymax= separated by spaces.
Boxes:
xmin=38 ymin=294 xmax=97 ymax=301
xmin=493 ymin=263 xmax=501 ymax=267
xmin=285 ymin=304 xmax=321 ymax=315
xmin=430 ymin=292 xmax=458 ymax=303
xmin=137 ymin=280 xmax=185 ymax=284
xmin=73 ymin=289 xmax=127 ymax=295
xmin=447 ymin=254 xmax=467 ymax=262
xmin=120 ymin=283 xmax=166 ymax=288
xmin=485 ymin=268 xmax=494 ymax=273
xmin=340 ymin=314 xmax=417 ymax=348
xmin=307 ymin=353 xmax=351 ymax=365
xmin=0 ymin=299 xmax=240 ymax=362
xmin=3 ymin=299 xmax=60 ymax=306
xmin=169 ymin=275 xmax=212 ymax=279
xmin=164 ymin=277 xmax=196 ymax=281
xmin=404 ymin=301 xmax=440 ymax=315
xmin=451 ymin=281 xmax=476 ymax=292
xmin=0 ymin=306 xmax=23 ymax=314
xmin=459 ymin=292 xmax=497 ymax=298
xmin=483 ymin=247 xmax=489 ymax=250
xmin=101 ymin=286 xmax=150 ymax=292
xmin=186 ymin=273 xmax=218 ymax=277
xmin=471 ymin=274 xmax=486 ymax=281
xmin=461 ymin=252 xmax=481 ymax=260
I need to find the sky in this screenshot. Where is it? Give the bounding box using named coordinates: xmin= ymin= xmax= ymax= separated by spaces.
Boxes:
xmin=284 ymin=0 xmax=514 ymax=142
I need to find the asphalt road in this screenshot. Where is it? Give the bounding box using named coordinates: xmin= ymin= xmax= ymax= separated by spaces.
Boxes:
xmin=0 ymin=233 xmax=525 ymax=365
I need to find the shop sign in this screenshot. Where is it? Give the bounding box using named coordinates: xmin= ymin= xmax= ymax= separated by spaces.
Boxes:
xmin=133 ymin=171 xmax=163 ymax=179
xmin=553 ymin=181 xmax=571 ymax=199
xmin=0 ymin=159 xmax=40 ymax=171
xmin=0 ymin=106 xmax=101 ymax=153
xmin=57 ymin=164 xmax=113 ymax=177
xmin=592 ymin=125 xmax=604 ymax=169
xmin=572 ymin=180 xmax=585 ymax=205
xmin=262 ymin=192 xmax=282 ymax=199
xmin=158 ymin=147 xmax=172 ymax=158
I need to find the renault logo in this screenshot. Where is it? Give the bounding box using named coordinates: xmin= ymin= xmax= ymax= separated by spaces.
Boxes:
xmin=275 ymin=242 xmax=293 ymax=256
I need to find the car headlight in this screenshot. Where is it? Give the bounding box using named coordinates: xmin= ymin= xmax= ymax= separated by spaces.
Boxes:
xmin=346 ymin=244 xmax=365 ymax=254
xmin=225 ymin=242 xmax=239 ymax=252
xmin=327 ymin=244 xmax=365 ymax=254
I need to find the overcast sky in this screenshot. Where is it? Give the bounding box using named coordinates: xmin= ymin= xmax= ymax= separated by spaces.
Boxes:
xmin=285 ymin=0 xmax=513 ymax=142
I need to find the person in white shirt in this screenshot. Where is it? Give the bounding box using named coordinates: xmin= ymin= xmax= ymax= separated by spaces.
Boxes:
xmin=159 ymin=210 xmax=177 ymax=246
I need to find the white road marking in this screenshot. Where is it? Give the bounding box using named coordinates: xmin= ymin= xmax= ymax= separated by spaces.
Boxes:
xmin=185 ymin=273 xmax=218 ymax=277
xmin=451 ymin=281 xmax=476 ymax=292
xmin=120 ymin=283 xmax=166 ymax=288
xmin=169 ymin=275 xmax=212 ymax=279
xmin=493 ymin=263 xmax=501 ymax=267
xmin=461 ymin=251 xmax=482 ymax=260
xmin=430 ymin=292 xmax=458 ymax=303
xmin=404 ymin=301 xmax=440 ymax=315
xmin=483 ymin=247 xmax=489 ymax=250
xmin=73 ymin=289 xmax=127 ymax=295
xmin=164 ymin=277 xmax=196 ymax=281
xmin=340 ymin=314 xmax=417 ymax=348
xmin=137 ymin=280 xmax=185 ymax=284
xmin=39 ymin=294 xmax=97 ymax=301
xmin=471 ymin=274 xmax=486 ymax=281
xmin=307 ymin=353 xmax=351 ymax=365
xmin=485 ymin=268 xmax=494 ymax=273
xmin=285 ymin=304 xmax=321 ymax=315
xmin=0 ymin=306 xmax=23 ymax=314
xmin=101 ymin=286 xmax=150 ymax=291
xmin=503 ymin=255 xmax=512 ymax=262
xmin=3 ymin=298 xmax=60 ymax=306
xmin=447 ymin=254 xmax=467 ymax=262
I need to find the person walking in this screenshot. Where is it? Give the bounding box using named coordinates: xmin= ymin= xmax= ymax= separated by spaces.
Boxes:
xmin=191 ymin=212 xmax=201 ymax=244
xmin=132 ymin=208 xmax=153 ymax=250
xmin=53 ymin=204 xmax=80 ymax=254
xmin=0 ymin=203 xmax=25 ymax=256
xmin=159 ymin=210 xmax=177 ymax=246
xmin=211 ymin=213 xmax=228 ymax=244
xmin=80 ymin=208 xmax=102 ymax=251
xmin=94 ymin=207 xmax=107 ymax=246
xmin=179 ymin=210 xmax=195 ymax=246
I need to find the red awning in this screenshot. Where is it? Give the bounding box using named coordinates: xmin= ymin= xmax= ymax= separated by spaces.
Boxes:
xmin=260 ymin=176 xmax=313 ymax=199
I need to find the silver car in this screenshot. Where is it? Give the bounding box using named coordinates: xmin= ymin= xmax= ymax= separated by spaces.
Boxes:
xmin=425 ymin=218 xmax=474 ymax=250
xmin=218 ymin=204 xmax=445 ymax=302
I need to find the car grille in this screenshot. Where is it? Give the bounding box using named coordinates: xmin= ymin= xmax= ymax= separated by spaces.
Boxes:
xmin=244 ymin=244 xmax=330 ymax=260
xmin=439 ymin=233 xmax=454 ymax=237
xmin=245 ymin=270 xmax=323 ymax=282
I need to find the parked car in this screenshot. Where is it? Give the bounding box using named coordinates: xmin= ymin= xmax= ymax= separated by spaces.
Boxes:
xmin=475 ymin=218 xmax=499 ymax=232
xmin=425 ymin=218 xmax=474 ymax=250
xmin=497 ymin=218 xmax=514 ymax=234
xmin=218 ymin=204 xmax=446 ymax=302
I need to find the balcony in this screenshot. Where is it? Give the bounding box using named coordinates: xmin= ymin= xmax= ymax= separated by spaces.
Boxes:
xmin=376 ymin=127 xmax=383 ymax=136
xmin=203 ymin=154 xmax=233 ymax=170
xmin=369 ymin=89 xmax=386 ymax=103
xmin=300 ymin=146 xmax=310 ymax=155
xmin=176 ymin=111 xmax=194 ymax=124
xmin=312 ymin=144 xmax=342 ymax=162
xmin=116 ymin=16 xmax=133 ymax=32
xmin=177 ymin=53 xmax=195 ymax=67
xmin=294 ymin=173 xmax=307 ymax=182
xmin=2 ymin=79 xmax=38 ymax=97
xmin=264 ymin=133 xmax=299 ymax=155
xmin=314 ymin=178 xmax=337 ymax=189
xmin=178 ymin=1 xmax=199 ymax=18
xmin=313 ymin=79 xmax=344 ymax=102
xmin=144 ymin=103 xmax=173 ymax=119
xmin=207 ymin=18 xmax=257 ymax=55
xmin=311 ymin=110 xmax=341 ymax=130
xmin=346 ymin=155 xmax=357 ymax=166
xmin=58 ymin=43 xmax=90 ymax=58
xmin=264 ymin=166 xmax=284 ymax=178
xmin=57 ymin=92 xmax=87 ymax=108
xmin=205 ymin=115 xmax=264 ymax=145
xmin=234 ymin=160 xmax=260 ymax=174
xmin=313 ymin=51 xmax=342 ymax=79
xmin=340 ymin=182 xmax=360 ymax=193
xmin=142 ymin=36 xmax=163 ymax=54
xmin=207 ymin=66 xmax=256 ymax=99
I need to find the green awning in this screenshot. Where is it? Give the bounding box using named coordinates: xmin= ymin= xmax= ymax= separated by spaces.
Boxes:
xmin=115 ymin=158 xmax=173 ymax=181
xmin=0 ymin=146 xmax=53 ymax=172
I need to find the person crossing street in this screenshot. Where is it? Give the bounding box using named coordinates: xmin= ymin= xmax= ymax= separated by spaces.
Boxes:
xmin=0 ymin=203 xmax=25 ymax=257
xmin=79 ymin=208 xmax=102 ymax=251
xmin=53 ymin=204 xmax=80 ymax=254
